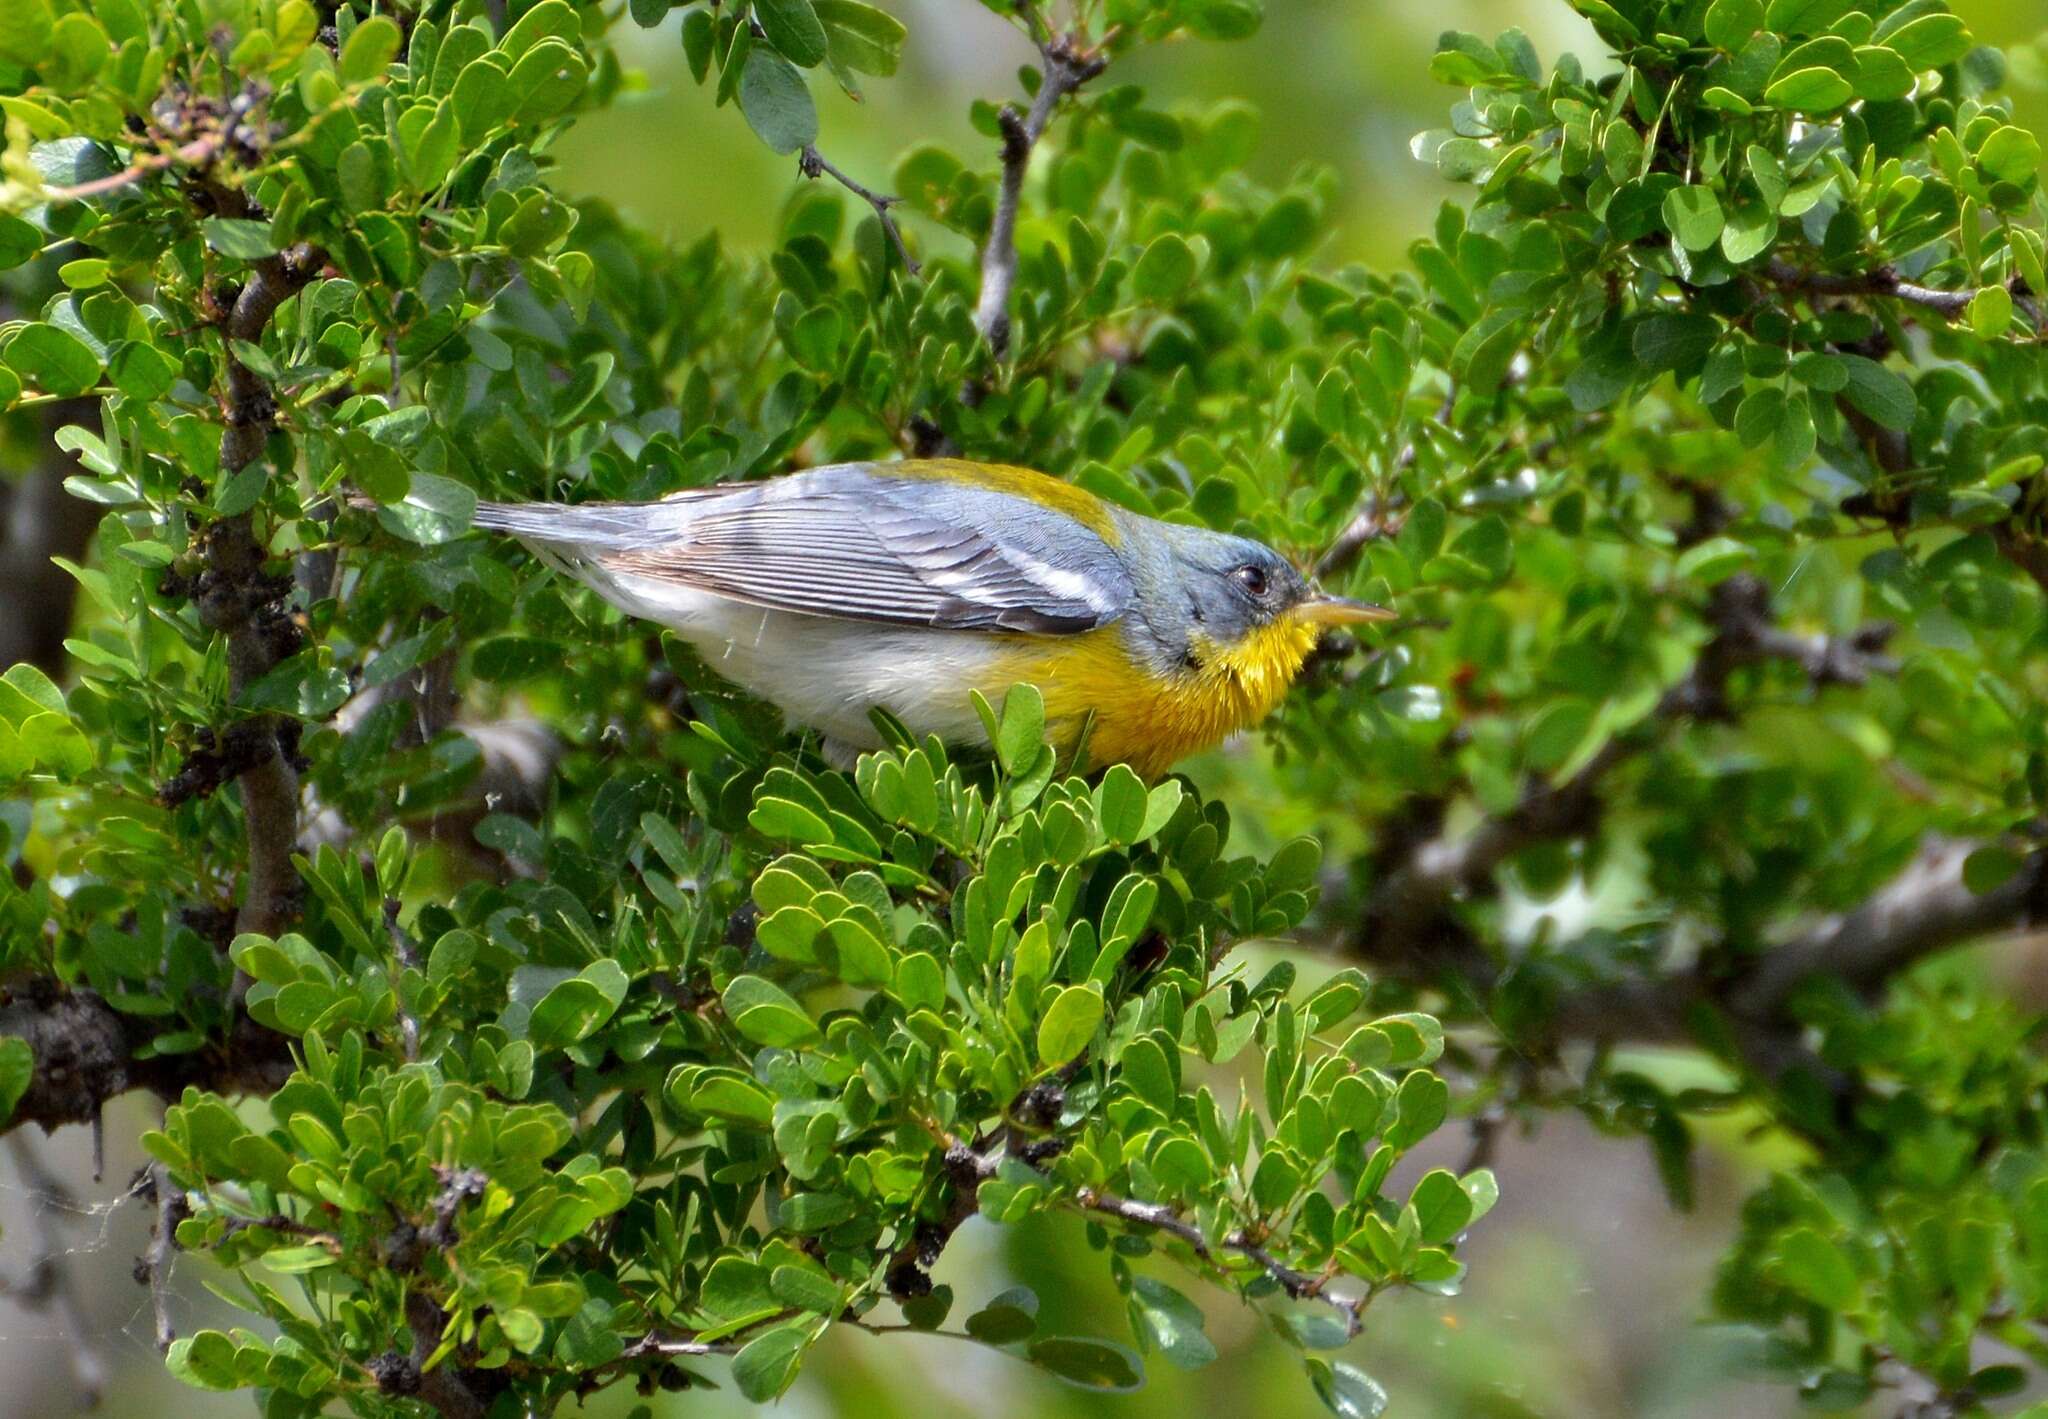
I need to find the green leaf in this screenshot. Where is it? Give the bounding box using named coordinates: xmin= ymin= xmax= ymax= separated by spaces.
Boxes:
xmin=1096 ymin=763 xmax=1149 ymax=843
xmin=722 ymin=974 xmax=820 ymax=1047
xmin=1720 ymin=203 xmax=1777 ymax=263
xmin=166 ymin=1330 xmax=241 ymax=1390
xmin=1850 ymin=45 xmax=1915 ymax=101
xmin=1969 ymin=286 xmax=2013 ymax=340
xmin=1735 ymin=386 xmax=1787 ymax=449
xmin=739 ymin=49 xmax=817 ymax=155
xmin=0 ymin=1036 xmax=32 ymax=1125
xmin=1837 ymin=355 xmax=1916 ymax=431
xmin=702 ymin=1257 xmax=776 ymax=1318
xmin=1660 ymin=187 xmax=1723 ymax=252
xmin=1184 ymin=0 xmax=1262 ymax=41
xmin=108 ymin=341 xmax=178 ymax=400
xmin=1036 ymin=983 xmax=1104 ymax=1067
xmin=1977 ymin=127 xmax=2042 ymax=186
xmin=2 ymin=664 xmax=68 ymax=722
xmin=1764 ymin=0 xmax=1848 ymax=33
xmin=508 ymin=40 xmax=589 ymax=123
xmin=1962 ymin=845 xmax=2021 ymax=895
xmin=528 ymin=960 xmax=630 ymax=1050
xmin=1764 ymin=66 xmax=1853 ymax=112
xmin=339 ymin=14 xmax=402 ymax=85
xmin=749 ymin=795 xmax=833 ymax=844
xmin=996 ymin=682 xmax=1045 ymax=773
xmin=731 ymin=1324 xmax=808 ymax=1401
xmin=1311 ymin=1359 xmax=1390 ymax=1419
xmin=815 ymin=0 xmax=904 ymax=76
xmin=1130 ymin=1277 xmax=1218 ymax=1369
xmin=1703 ymin=0 xmax=1762 ymax=49
xmin=202 ymin=217 xmax=278 ymax=260
xmin=770 ymin=1264 xmax=841 ymax=1314
xmin=1027 ymin=1336 xmax=1145 ymax=1392
xmin=1133 ymin=233 xmax=1198 ymax=300
xmin=1773 ymin=1227 xmax=1860 ymax=1311
xmin=0 ymin=213 xmax=41 ymax=270
xmin=754 ymin=0 xmax=828 ymax=68
xmin=260 ymin=1244 xmax=339 ymax=1273
xmin=965 ymin=1298 xmax=1038 ymax=1344
xmin=0 ymin=0 xmax=53 ymax=66
xmin=1409 ymin=1169 xmax=1474 ymax=1244
xmin=1631 ymin=312 xmax=1718 ymax=372
xmin=4 ymin=323 xmax=100 ymax=397
xmin=1883 ymin=14 xmax=1970 ymax=70
xmin=500 ymin=0 xmax=581 ymax=58
xmin=1265 ymin=835 xmax=1323 ymax=894
xmin=1674 ymin=536 xmax=1756 ymax=583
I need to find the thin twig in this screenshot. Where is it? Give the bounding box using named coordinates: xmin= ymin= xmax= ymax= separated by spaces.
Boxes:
xmin=1072 ymin=1187 xmax=1370 ymax=1335
xmin=799 ymin=146 xmax=919 ymax=276
xmin=1315 ymin=387 xmax=1453 ymax=579
xmin=972 ymin=7 xmax=1109 ymax=358
xmin=42 ymin=134 xmax=224 ymax=203
xmin=619 ymin=1333 xmax=741 ymax=1359
xmin=141 ymin=1162 xmax=188 ymax=1354
xmin=1763 ymin=257 xmax=1991 ymax=322
xmin=936 ymin=1141 xmax=1370 ymax=1335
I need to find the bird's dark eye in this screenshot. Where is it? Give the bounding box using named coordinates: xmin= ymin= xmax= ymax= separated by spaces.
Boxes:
xmin=1233 ymin=563 xmax=1269 ymax=598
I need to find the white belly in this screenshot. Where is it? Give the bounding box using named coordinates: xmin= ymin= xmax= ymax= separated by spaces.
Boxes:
xmin=601 ymin=569 xmax=1002 ymax=751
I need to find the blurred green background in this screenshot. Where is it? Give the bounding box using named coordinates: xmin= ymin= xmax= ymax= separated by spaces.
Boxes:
xmin=4 ymin=3 xmax=2046 ymax=1417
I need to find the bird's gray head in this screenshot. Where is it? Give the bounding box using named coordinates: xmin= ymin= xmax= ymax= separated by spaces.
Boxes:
xmin=1128 ymin=522 xmax=1393 ymax=671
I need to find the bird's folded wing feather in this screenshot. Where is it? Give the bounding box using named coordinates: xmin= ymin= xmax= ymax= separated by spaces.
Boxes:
xmin=491 ymin=465 xmax=1135 ymax=635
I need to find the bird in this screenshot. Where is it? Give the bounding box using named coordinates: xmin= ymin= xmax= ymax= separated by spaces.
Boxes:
xmin=461 ymin=458 xmax=1393 ymax=777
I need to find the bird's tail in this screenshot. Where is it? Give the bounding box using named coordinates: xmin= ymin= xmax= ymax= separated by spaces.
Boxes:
xmin=350 ymin=491 xmax=716 ymax=550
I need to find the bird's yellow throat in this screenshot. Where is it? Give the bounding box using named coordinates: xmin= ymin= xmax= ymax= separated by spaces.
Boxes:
xmin=990 ymin=609 xmax=1325 ymax=777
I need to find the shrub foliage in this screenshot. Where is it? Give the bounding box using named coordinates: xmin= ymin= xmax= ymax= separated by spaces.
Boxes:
xmin=0 ymin=0 xmax=2045 ymax=1415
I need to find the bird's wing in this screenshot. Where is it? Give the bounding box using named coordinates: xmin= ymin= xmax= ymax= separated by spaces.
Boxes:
xmin=484 ymin=464 xmax=1135 ymax=634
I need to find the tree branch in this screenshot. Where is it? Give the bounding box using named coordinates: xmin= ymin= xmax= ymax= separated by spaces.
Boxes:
xmin=403 ymin=1291 xmax=490 ymax=1419
xmin=1362 ymin=574 xmax=1899 ymax=956
xmin=972 ymin=11 xmax=1108 ymax=359
xmin=189 ymin=240 xmax=325 ymax=939
xmin=1728 ymin=836 xmax=2048 ymax=1020
xmin=0 ymin=982 xmax=295 ymax=1139
xmin=1762 ymin=258 xmax=1992 ymax=322
xmin=799 ymin=146 xmax=918 ymax=276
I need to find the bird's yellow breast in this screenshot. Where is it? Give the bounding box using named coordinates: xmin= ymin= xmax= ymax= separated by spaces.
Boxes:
xmin=985 ymin=614 xmax=1323 ymax=778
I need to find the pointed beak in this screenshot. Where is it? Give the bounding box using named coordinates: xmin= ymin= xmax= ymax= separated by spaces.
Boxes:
xmin=1294 ymin=594 xmax=1398 ymax=627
